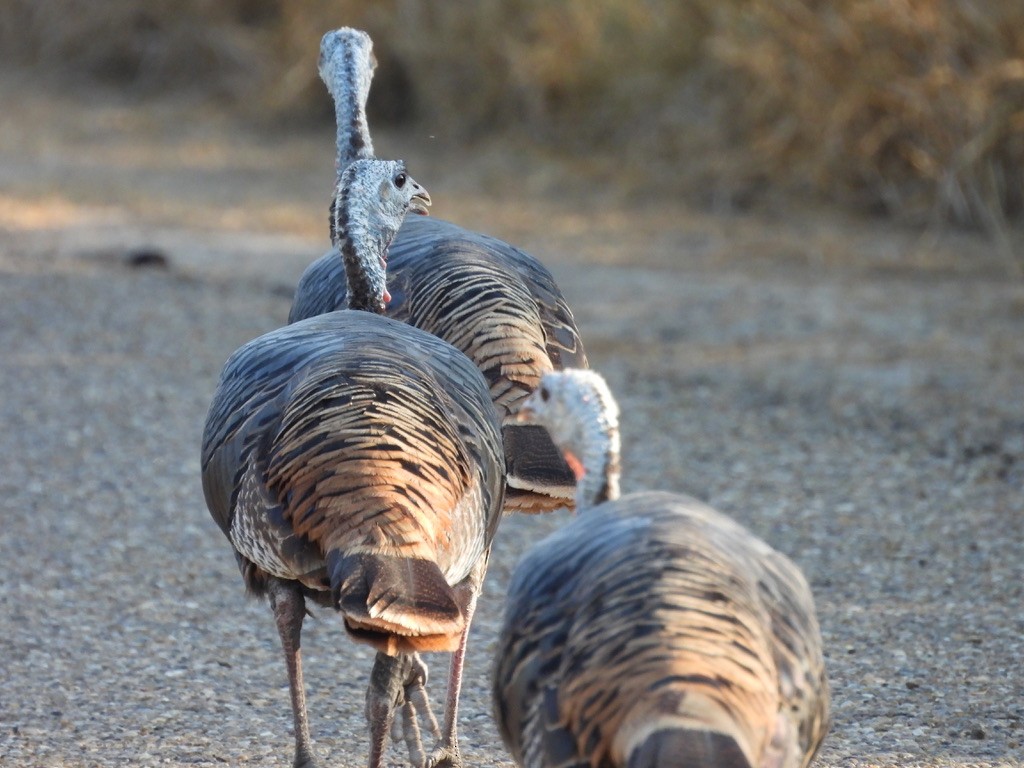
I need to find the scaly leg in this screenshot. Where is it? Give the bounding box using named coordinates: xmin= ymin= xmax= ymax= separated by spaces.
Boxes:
xmin=366 ymin=652 xmax=406 ymax=768
xmin=268 ymin=578 xmax=318 ymax=768
xmin=391 ymin=652 xmax=441 ymax=767
xmin=428 ymin=554 xmax=489 ymax=768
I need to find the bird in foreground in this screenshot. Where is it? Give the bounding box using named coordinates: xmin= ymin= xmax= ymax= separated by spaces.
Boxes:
xmin=493 ymin=370 xmax=830 ymax=768
xmin=201 ymin=159 xmax=504 ymax=768
xmin=290 ymin=27 xmax=588 ymax=515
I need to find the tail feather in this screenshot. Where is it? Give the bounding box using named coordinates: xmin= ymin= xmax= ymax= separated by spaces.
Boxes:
xmin=328 ymin=551 xmax=464 ymax=645
xmin=627 ymin=729 xmax=753 ymax=768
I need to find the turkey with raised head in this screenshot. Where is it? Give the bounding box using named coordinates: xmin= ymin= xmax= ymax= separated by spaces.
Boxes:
xmin=290 ymin=27 xmax=588 ymax=515
xmin=201 ymin=159 xmax=504 ymax=768
xmin=493 ymin=370 xmax=830 ymax=768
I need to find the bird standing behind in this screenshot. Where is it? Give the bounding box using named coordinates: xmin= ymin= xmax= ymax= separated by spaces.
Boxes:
xmin=201 ymin=159 xmax=504 ymax=768
xmin=494 ymin=370 xmax=830 ymax=768
xmin=290 ymin=28 xmax=588 ymax=515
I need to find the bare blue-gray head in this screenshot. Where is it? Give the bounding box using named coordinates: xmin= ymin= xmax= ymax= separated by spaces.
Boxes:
xmin=319 ymin=27 xmax=377 ymax=180
xmin=331 ymin=158 xmax=431 ymax=313
xmin=516 ymin=369 xmax=621 ymax=508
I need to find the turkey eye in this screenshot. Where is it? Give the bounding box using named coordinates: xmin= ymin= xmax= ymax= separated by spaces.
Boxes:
xmin=540 ymin=387 xmax=550 ymax=402
xmin=394 ymin=173 xmax=407 ymax=189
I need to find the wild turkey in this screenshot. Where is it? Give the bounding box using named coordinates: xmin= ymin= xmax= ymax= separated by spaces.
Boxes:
xmin=201 ymin=159 xmax=504 ymax=768
xmin=493 ymin=370 xmax=830 ymax=768
xmin=290 ymin=27 xmax=588 ymax=515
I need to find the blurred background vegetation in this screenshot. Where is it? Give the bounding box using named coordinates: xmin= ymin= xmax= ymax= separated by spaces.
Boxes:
xmin=2 ymin=0 xmax=1022 ymax=231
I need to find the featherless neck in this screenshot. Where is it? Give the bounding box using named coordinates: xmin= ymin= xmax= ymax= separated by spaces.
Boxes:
xmin=574 ymin=412 xmax=621 ymax=509
xmin=332 ymin=67 xmax=374 ymax=181
xmin=331 ymin=189 xmax=388 ymax=314
xmin=335 ymin=105 xmax=373 ymax=182
xmin=339 ymin=239 xmax=386 ymax=314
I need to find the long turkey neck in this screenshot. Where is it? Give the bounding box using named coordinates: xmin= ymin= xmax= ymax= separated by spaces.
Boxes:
xmin=332 ymin=187 xmax=387 ymax=314
xmin=330 ymin=55 xmax=374 ymax=182
xmin=573 ymin=407 xmax=621 ymax=509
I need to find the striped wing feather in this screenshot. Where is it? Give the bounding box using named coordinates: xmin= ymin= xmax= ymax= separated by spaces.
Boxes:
xmin=201 ymin=311 xmax=504 ymax=649
xmin=289 ymin=216 xmax=587 ymax=513
xmin=386 ymin=218 xmax=588 ymax=376
xmin=494 ymin=491 xmax=829 ymax=768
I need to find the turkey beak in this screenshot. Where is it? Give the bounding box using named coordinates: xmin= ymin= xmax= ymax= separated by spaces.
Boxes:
xmin=409 ymin=180 xmax=432 ymax=216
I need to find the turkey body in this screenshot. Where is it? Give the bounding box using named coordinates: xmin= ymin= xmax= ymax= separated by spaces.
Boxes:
xmin=289 ymin=214 xmax=588 ymax=514
xmin=494 ymin=491 xmax=829 ymax=768
xmin=202 ymin=310 xmax=504 ymax=650
xmin=201 ymin=157 xmax=504 ymax=768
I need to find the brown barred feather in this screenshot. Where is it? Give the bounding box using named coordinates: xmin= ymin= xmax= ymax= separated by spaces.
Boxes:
xmin=495 ymin=494 xmax=829 ymax=768
xmin=290 ymin=215 xmax=587 ymax=515
xmin=494 ymin=370 xmax=829 ymax=768
xmin=202 ymin=312 xmax=503 ymax=634
xmin=202 ymin=155 xmax=504 ymax=768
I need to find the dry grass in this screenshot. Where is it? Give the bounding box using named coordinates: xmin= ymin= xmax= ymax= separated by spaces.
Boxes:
xmin=705 ymin=0 xmax=1024 ymax=228
xmin=256 ymin=1 xmax=710 ymax=142
xmin=0 ymin=0 xmax=271 ymax=95
xmin=4 ymin=0 xmax=1023 ymax=232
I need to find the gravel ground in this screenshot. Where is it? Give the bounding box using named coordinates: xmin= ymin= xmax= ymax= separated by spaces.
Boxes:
xmin=0 ymin=87 xmax=1022 ymax=768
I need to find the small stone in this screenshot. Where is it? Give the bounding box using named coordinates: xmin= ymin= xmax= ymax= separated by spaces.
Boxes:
xmin=124 ymin=248 xmax=169 ymax=269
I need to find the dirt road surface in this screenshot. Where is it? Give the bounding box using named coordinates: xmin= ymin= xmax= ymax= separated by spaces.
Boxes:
xmin=1 ymin=81 xmax=1022 ymax=767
